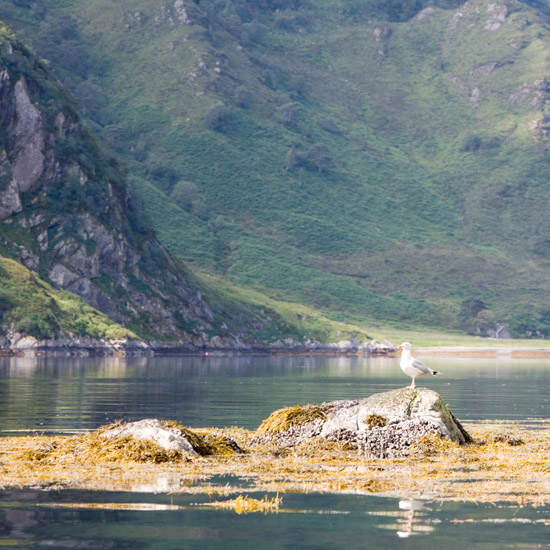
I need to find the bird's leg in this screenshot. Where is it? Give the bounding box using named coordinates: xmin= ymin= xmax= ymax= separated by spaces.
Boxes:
xmin=409 ymin=379 xmax=416 ymax=389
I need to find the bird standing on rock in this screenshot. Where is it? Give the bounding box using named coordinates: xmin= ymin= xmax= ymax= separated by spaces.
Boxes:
xmin=398 ymin=342 xmax=440 ymax=389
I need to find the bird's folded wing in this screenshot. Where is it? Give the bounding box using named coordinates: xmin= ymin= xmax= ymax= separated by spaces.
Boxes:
xmin=412 ymin=358 xmax=433 ymax=374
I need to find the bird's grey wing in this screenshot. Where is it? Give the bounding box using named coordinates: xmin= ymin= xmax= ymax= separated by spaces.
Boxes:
xmin=412 ymin=358 xmax=433 ymax=375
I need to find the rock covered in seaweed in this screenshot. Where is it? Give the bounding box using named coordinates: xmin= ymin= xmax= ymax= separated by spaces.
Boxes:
xmin=251 ymin=388 xmax=471 ymax=458
xmin=252 ymin=403 xmax=336 ymax=448
xmin=99 ymin=419 xmax=244 ymax=457
xmin=100 ymin=419 xmax=200 ymax=456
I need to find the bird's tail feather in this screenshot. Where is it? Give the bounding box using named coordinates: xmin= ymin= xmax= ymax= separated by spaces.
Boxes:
xmin=432 ymin=370 xmax=441 ymax=376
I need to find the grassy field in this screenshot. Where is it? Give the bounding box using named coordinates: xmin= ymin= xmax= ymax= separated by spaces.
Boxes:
xmin=369 ymin=326 xmax=550 ymax=349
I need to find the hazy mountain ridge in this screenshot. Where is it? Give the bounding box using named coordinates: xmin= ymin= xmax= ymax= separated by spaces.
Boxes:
xmin=1 ymin=0 xmax=550 ymax=337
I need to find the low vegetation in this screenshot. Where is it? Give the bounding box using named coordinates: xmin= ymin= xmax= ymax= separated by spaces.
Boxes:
xmin=0 ymin=257 xmax=134 ymax=341
xmin=197 ymin=272 xmax=374 ymax=345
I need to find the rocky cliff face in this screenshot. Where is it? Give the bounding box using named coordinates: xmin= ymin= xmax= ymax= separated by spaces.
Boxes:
xmin=0 ymin=28 xmax=252 ymax=348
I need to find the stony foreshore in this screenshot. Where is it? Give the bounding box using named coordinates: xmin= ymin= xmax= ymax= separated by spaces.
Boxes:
xmin=3 ymin=331 xmax=550 ymax=358
xmin=0 ymin=336 xmax=398 ymax=357
xmin=415 ymin=346 xmax=550 ymax=358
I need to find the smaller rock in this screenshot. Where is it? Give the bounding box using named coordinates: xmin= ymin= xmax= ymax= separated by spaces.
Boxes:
xmin=101 ymin=419 xmax=199 ymax=456
xmin=99 ymin=419 xmax=245 ymax=457
xmin=493 ymin=433 xmax=524 ymax=446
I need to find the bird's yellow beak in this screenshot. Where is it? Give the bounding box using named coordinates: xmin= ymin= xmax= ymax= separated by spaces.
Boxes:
xmin=398 ymin=345 xmax=403 ymax=349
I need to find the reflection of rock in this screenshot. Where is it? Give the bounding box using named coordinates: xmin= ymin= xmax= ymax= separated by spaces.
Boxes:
xmin=397 ymin=500 xmax=433 ymax=538
xmin=130 ymin=472 xmax=191 ymax=493
xmin=4 ymin=492 xmax=42 ymax=543
xmin=252 ymin=389 xmax=471 ymax=457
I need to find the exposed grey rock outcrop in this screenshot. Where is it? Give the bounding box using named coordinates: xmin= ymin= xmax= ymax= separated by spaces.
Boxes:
xmin=0 ymin=331 xmax=150 ymax=357
xmin=252 ymin=388 xmax=471 ymax=458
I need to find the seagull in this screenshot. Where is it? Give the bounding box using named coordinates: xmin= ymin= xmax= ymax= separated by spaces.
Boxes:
xmin=398 ymin=342 xmax=440 ymax=389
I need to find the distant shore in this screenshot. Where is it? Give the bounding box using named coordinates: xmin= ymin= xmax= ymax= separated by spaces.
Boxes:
xmin=415 ymin=346 xmax=550 ymax=358
xmin=1 ymin=339 xmax=550 ymax=358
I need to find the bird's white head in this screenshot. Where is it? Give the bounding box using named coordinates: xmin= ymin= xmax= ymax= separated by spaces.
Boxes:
xmin=398 ymin=342 xmax=412 ymax=350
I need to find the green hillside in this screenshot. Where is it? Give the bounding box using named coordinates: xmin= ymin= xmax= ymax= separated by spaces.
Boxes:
xmin=0 ymin=257 xmax=134 ymax=341
xmin=2 ymin=0 xmax=550 ymax=337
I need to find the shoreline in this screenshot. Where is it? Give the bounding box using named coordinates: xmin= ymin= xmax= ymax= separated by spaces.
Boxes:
xmin=414 ymin=346 xmax=550 ymax=358
xmin=1 ymin=345 xmax=550 ymax=358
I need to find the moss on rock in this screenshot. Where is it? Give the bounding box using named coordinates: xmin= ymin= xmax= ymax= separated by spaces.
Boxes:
xmin=256 ymin=404 xmax=334 ymax=437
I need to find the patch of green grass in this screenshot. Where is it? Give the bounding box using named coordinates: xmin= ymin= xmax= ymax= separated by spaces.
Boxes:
xmin=0 ymin=257 xmax=135 ymax=340
xmin=195 ymin=271 xmax=374 ymax=344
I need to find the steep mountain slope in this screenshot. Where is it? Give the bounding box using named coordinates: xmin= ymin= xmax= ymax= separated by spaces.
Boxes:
xmin=0 ymin=22 xmax=373 ymax=350
xmin=2 ymin=0 xmax=550 ymax=336
xmin=0 ymin=256 xmax=137 ymax=349
xmin=0 ymin=23 xmax=227 ymax=347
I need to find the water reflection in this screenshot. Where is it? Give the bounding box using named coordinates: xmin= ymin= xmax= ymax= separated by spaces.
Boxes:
xmin=396 ymin=500 xmax=435 ymax=537
xmin=2 ymin=355 xmax=550 ymax=548
xmin=1 ymin=490 xmax=549 ymax=549
xmin=369 ymin=499 xmax=436 ymax=538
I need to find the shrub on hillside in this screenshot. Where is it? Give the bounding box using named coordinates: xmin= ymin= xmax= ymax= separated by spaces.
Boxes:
xmin=204 ymin=102 xmax=233 ymax=131
xmin=235 ymin=85 xmax=252 ymax=108
xmin=171 ymin=181 xmax=206 ymax=216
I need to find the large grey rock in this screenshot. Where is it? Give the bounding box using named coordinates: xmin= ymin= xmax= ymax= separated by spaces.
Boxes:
xmin=12 ymin=79 xmax=45 ymax=193
xmin=321 ymin=388 xmax=469 ymax=444
xmin=253 ymin=388 xmax=471 ymax=458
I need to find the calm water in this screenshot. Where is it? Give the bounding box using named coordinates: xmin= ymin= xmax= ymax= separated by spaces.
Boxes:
xmin=1 ymin=354 xmax=549 ymax=549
